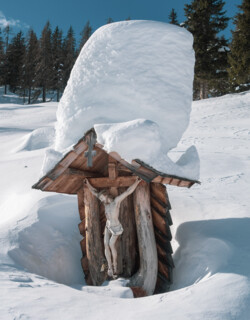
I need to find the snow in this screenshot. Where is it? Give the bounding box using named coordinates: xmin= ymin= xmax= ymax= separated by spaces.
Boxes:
xmin=94 ymin=119 xmax=200 ymax=180
xmin=1 ymin=88 xmax=250 ymax=319
xmin=52 ymin=20 xmax=198 ymax=180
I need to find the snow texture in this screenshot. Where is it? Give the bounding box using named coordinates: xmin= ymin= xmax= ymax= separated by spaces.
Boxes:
xmin=53 ymin=20 xmax=198 ymax=179
xmin=1 ymin=89 xmax=250 ymax=319
xmin=1 ymin=87 xmax=250 ymax=319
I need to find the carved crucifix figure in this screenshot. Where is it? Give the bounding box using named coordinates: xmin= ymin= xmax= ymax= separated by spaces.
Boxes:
xmin=84 ymin=177 xmax=141 ymax=278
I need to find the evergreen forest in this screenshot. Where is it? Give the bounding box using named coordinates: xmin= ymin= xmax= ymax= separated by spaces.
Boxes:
xmin=0 ymin=0 xmax=249 ymax=103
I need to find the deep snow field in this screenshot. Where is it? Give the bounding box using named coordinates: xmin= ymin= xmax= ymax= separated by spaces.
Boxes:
xmin=0 ymin=89 xmax=250 ymax=319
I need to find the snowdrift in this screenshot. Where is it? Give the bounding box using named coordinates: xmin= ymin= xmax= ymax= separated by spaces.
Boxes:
xmin=51 ymin=20 xmax=199 ymax=180
xmin=1 ymin=90 xmax=250 ymax=319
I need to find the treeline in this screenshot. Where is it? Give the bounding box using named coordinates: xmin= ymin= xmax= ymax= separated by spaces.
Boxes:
xmin=0 ymin=0 xmax=249 ymax=103
xmin=169 ymin=0 xmax=250 ymax=99
xmin=0 ymin=21 xmax=92 ymax=103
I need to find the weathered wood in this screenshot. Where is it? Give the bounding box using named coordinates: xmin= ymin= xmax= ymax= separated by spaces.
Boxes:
xmin=151 ymin=196 xmax=168 ymax=217
xmin=108 ymin=156 xmax=118 ymax=197
xmin=66 ymin=167 xmax=101 ymax=178
xmin=129 ymin=181 xmax=158 ymax=296
xmin=84 ymin=131 xmax=97 ymax=167
xmin=77 ymin=187 xmax=85 ymax=221
xmin=150 ymin=183 xmax=168 ymax=206
xmin=81 ymin=256 xmax=93 ymax=285
xmin=84 ymin=186 xmax=106 ymax=285
xmin=150 ymin=182 xmax=174 ymax=294
xmin=119 ymin=189 xmax=138 ymax=277
xmin=151 ymin=207 xmax=171 ymax=239
xmin=87 ymin=176 xmax=137 ymax=188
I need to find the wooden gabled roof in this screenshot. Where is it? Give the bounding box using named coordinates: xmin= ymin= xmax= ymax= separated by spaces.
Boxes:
xmin=32 ymin=128 xmax=200 ymax=194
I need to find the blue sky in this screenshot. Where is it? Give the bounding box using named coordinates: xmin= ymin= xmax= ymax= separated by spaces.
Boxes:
xmin=0 ymin=0 xmax=242 ymax=42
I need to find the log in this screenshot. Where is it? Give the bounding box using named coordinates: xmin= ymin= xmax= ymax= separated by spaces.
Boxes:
xmin=129 ymin=181 xmax=158 ymax=295
xmin=84 ymin=186 xmax=106 ymax=286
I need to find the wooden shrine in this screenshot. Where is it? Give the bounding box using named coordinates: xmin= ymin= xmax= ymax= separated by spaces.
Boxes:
xmin=33 ymin=128 xmax=199 ymax=297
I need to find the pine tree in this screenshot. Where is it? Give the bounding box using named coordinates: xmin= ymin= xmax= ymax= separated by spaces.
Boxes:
xmin=0 ymin=28 xmax=4 ymax=86
xmin=106 ymin=17 xmax=114 ymax=24
xmin=52 ymin=26 xmax=64 ymax=101
xmin=62 ymin=26 xmax=76 ymax=89
xmin=23 ymin=29 xmax=39 ymax=104
xmin=5 ymin=31 xmax=25 ymax=92
xmin=79 ymin=21 xmax=92 ymax=52
xmin=2 ymin=25 xmax=11 ymax=94
xmin=228 ymin=0 xmax=250 ymax=92
xmin=169 ymin=9 xmax=179 ymax=25
xmin=184 ymin=0 xmax=229 ymax=99
xmin=36 ymin=21 xmax=53 ymax=102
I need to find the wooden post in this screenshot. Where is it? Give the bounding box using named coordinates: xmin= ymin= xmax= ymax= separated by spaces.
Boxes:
xmin=84 ymin=185 xmax=106 ymax=285
xmin=119 ymin=190 xmax=138 ymax=277
xmin=129 ymin=181 xmax=158 ymax=295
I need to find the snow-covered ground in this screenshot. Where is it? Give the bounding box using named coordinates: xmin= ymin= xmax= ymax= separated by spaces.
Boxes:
xmin=0 ymin=90 xmax=250 ymax=319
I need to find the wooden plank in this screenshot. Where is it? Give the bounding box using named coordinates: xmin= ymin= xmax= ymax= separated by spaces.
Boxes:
xmin=169 ymin=178 xmax=181 ymax=186
xmin=151 ymin=207 xmax=171 ymax=238
xmin=151 ymin=196 xmax=167 ymax=216
xmin=78 ymin=221 xmax=85 ymax=235
xmin=80 ymin=238 xmax=86 ymax=253
xmin=66 ymin=167 xmax=100 ymax=178
xmin=84 ymin=186 xmax=106 ymax=286
xmin=77 ymin=187 xmax=85 ymax=221
xmin=158 ymin=260 xmax=170 ymax=281
xmin=59 ymin=151 xmax=79 ymax=168
xmin=74 ymin=140 xmax=88 ymax=154
xmin=87 ymin=176 xmax=137 ymax=188
xmin=150 ymin=183 xmax=168 ymax=206
xmin=119 ymin=188 xmax=138 ymax=277
xmin=81 ymin=256 xmax=93 ymax=285
xmin=108 ymin=156 xmax=118 ymax=197
xmin=129 ymin=181 xmax=158 ymax=296
xmin=34 ymin=177 xmax=53 ymax=190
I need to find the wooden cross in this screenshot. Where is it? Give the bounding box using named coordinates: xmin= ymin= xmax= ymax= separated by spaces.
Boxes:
xmin=84 ymin=132 xmax=97 ymax=167
xmin=108 ymin=156 xmax=118 ymax=197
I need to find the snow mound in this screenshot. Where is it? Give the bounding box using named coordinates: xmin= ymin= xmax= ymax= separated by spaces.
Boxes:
xmin=95 ymin=119 xmax=200 ymax=180
xmin=8 ymin=195 xmax=84 ymax=285
xmin=17 ymin=127 xmax=55 ymax=151
xmin=55 ymin=20 xmax=194 ymax=154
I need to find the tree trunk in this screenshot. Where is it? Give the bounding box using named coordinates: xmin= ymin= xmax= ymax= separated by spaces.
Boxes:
xmin=28 ymin=87 xmax=31 ymax=104
xmin=129 ymin=181 xmax=158 ymax=295
xmin=42 ymin=86 xmax=46 ymax=102
xmin=200 ymin=80 xmax=209 ymax=99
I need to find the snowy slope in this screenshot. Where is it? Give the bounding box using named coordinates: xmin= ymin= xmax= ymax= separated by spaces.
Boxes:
xmin=0 ymin=91 xmax=250 ymax=319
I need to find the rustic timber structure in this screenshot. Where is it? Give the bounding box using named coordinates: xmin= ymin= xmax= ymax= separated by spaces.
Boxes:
xmin=33 ymin=128 xmax=199 ymax=296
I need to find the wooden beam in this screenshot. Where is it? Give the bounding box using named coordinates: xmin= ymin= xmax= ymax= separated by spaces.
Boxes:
xmin=129 ymin=181 xmax=158 ymax=296
xmin=84 ymin=185 xmax=106 ymax=286
xmin=108 ymin=156 xmax=118 ymax=197
xmin=86 ymin=176 xmax=137 ymax=188
xmin=65 ymin=167 xmax=100 ymax=178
